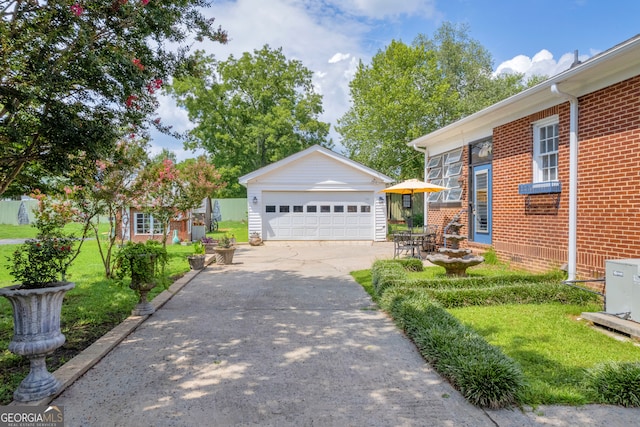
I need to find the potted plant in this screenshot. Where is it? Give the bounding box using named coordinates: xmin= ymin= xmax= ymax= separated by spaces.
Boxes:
xmin=249 ymin=231 xmax=263 ymax=246
xmin=201 ymin=236 xmax=218 ymax=254
xmin=187 ymin=241 xmax=206 ymax=270
xmin=114 ymin=240 xmax=167 ymax=316
xmin=0 ymin=236 xmax=76 ymax=402
xmin=213 ymin=234 xmax=236 ymax=265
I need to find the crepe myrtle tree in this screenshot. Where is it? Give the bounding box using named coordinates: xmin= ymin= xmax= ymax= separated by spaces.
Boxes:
xmin=61 ymin=137 xmax=150 ymax=278
xmin=134 ymin=153 xmax=225 ymax=248
xmin=0 ymin=0 xmax=227 ymax=197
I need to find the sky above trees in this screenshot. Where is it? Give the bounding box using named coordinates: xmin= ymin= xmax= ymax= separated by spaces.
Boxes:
xmin=151 ymin=0 xmax=640 ymax=160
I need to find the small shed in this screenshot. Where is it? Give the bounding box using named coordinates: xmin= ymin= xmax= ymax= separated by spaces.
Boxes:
xmin=239 ymin=145 xmax=393 ymax=241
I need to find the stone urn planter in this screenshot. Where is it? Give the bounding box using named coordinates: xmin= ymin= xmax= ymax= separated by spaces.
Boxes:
xmin=188 ymin=255 xmax=206 ymax=270
xmin=115 ymin=242 xmax=167 ymax=316
xmin=214 ymin=247 xmax=236 ymax=265
xmin=0 ymin=282 xmax=75 ymax=402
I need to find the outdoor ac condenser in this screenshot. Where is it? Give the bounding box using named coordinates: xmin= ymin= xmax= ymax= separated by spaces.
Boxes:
xmin=605 ymin=259 xmax=640 ymax=322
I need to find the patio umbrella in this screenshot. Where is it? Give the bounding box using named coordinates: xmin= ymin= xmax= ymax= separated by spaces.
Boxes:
xmin=380 ymin=179 xmax=448 ymax=231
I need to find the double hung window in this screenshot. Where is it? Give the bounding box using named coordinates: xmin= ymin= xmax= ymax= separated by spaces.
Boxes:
xmin=533 ymin=117 xmax=559 ymax=182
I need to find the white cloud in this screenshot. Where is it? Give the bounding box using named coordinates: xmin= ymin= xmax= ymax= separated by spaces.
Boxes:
xmin=329 ymin=53 xmax=351 ymax=63
xmin=494 ymin=49 xmax=591 ymax=80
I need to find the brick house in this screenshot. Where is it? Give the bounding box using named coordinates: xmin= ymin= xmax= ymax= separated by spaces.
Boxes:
xmin=410 ymin=35 xmax=640 ymax=281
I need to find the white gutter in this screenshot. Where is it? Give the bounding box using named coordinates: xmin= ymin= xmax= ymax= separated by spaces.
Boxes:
xmin=412 ymin=143 xmax=429 ymax=224
xmin=551 ymin=83 xmax=579 ymax=281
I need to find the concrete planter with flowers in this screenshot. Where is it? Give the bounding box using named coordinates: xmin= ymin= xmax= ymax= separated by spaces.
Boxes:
xmin=0 ymin=236 xmax=76 ymax=402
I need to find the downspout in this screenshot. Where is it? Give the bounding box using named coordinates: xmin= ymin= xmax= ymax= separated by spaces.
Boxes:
xmin=412 ymin=143 xmax=429 ymax=224
xmin=551 ymin=83 xmax=579 ymax=281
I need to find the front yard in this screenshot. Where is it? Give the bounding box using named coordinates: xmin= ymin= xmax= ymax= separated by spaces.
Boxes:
xmin=352 ymin=259 xmax=640 ymax=407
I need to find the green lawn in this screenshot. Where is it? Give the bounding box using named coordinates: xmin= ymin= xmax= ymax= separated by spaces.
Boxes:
xmin=449 ymin=303 xmax=640 ymax=405
xmin=0 ymin=221 xmax=248 ymax=404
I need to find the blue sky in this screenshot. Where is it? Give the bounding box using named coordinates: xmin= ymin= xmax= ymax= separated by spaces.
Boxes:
xmin=152 ymin=0 xmax=640 ymax=160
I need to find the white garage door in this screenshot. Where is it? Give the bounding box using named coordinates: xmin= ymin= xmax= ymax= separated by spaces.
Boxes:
xmin=262 ymin=191 xmax=374 ymax=240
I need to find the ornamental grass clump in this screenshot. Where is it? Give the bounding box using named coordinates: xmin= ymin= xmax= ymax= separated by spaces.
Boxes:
xmin=585 ymin=361 xmax=640 ymax=407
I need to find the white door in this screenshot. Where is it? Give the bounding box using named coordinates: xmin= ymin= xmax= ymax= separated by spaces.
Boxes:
xmin=262 ymin=191 xmax=374 ymax=240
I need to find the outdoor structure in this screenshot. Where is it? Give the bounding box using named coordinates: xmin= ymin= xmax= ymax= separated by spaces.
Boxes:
xmin=410 ymin=35 xmax=640 ymax=280
xmin=239 ymin=145 xmax=393 ymax=241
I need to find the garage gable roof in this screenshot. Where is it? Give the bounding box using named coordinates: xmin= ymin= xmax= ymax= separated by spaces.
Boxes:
xmin=410 ymin=34 xmax=640 ymax=153
xmin=238 ymin=145 xmax=393 ymax=186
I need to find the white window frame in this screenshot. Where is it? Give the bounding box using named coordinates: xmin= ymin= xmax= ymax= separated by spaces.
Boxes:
xmin=532 ymin=116 xmax=559 ymax=183
xmin=427 ymin=149 xmax=463 ymax=203
xmin=134 ymin=212 xmax=164 ymax=235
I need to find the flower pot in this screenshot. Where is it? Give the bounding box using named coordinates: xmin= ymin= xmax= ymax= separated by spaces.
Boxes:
xmin=0 ymin=282 xmax=75 ymax=402
xmin=249 ymin=236 xmax=263 ymax=246
xmin=204 ymin=242 xmax=218 ymax=254
xmin=188 ymin=255 xmax=206 ymax=270
xmin=214 ymin=247 xmax=235 ymax=265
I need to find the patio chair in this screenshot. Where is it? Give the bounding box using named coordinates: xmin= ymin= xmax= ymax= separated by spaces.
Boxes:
xmin=421 ymin=224 xmax=440 ymax=253
xmin=394 ymin=231 xmax=420 ymax=259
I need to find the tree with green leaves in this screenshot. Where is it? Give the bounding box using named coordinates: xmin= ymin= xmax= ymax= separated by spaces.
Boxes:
xmin=169 ymin=45 xmax=331 ymax=197
xmin=337 ymin=22 xmax=531 ymax=180
xmin=70 ymin=137 xmax=150 ymax=278
xmin=337 ymin=40 xmax=449 ymax=180
xmin=0 ymin=0 xmax=227 ymax=197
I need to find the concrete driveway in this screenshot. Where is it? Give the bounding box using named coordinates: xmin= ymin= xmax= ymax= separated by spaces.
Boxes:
xmin=50 ymin=242 xmax=640 ymax=426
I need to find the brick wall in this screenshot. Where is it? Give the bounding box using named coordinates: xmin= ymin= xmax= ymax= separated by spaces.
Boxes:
xmin=492 ymin=75 xmax=640 ymax=277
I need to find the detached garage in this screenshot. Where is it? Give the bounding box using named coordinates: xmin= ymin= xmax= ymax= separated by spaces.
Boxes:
xmin=239 ymin=145 xmax=393 ymax=241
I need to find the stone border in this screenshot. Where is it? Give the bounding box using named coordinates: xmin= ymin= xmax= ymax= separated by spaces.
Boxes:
xmin=10 ymin=254 xmax=217 ymax=407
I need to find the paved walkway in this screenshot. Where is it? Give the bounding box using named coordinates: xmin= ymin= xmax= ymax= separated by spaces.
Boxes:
xmin=49 ymin=242 xmax=639 ymax=426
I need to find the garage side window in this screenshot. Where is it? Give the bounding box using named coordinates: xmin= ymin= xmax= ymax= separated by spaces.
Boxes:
xmin=265 ymin=205 xmax=276 ymax=213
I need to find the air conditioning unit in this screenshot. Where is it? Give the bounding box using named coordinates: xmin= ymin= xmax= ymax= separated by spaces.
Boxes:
xmin=605 ymin=259 xmax=640 ymax=322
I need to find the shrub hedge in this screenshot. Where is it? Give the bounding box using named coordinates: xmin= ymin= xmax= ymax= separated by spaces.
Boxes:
xmin=419 ymin=282 xmax=601 ymax=308
xmin=371 ymin=261 xmax=526 ymax=408
xmin=379 ymin=286 xmax=524 ymax=408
